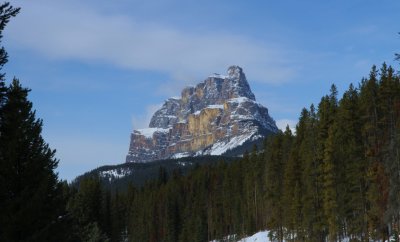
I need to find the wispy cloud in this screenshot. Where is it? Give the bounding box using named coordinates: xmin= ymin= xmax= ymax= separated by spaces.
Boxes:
xmin=131 ymin=103 xmax=162 ymax=129
xmin=6 ymin=0 xmax=297 ymax=88
xmin=276 ymin=119 xmax=297 ymax=133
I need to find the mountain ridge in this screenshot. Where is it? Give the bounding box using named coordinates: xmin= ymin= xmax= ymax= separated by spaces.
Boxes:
xmin=126 ymin=65 xmax=278 ymax=163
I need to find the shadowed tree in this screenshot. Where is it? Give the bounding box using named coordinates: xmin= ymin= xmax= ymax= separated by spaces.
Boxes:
xmin=0 ymin=79 xmax=67 ymax=241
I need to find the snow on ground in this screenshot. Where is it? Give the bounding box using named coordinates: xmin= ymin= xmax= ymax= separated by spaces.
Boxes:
xmin=176 ymin=161 xmax=192 ymax=166
xmin=212 ymin=230 xmax=400 ymax=242
xmin=238 ymin=231 xmax=270 ymax=242
xmin=210 ymin=231 xmax=270 ymax=242
xmin=99 ymin=168 xmax=132 ymax=181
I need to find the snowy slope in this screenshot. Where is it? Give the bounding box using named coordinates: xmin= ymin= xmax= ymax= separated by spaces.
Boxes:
xmin=211 ymin=231 xmax=271 ymax=242
xmin=238 ymin=231 xmax=270 ymax=242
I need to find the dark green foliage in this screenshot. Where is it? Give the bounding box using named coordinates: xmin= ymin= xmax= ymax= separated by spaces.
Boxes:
xmin=0 ymin=3 xmax=19 ymax=81
xmin=0 ymin=79 xmax=68 ymax=241
xmin=265 ymin=128 xmax=292 ymax=242
xmin=75 ymin=155 xmax=239 ymax=190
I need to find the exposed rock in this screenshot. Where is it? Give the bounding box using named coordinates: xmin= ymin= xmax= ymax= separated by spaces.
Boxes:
xmin=126 ymin=65 xmax=278 ymax=163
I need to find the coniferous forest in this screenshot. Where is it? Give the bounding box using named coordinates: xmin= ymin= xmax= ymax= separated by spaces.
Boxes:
xmin=2 ymin=2 xmax=400 ymax=242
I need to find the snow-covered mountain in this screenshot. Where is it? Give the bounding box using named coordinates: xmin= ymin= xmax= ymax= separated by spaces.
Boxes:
xmin=126 ymin=65 xmax=278 ymax=163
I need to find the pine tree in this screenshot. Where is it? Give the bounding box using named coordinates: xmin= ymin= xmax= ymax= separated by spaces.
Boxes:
xmin=265 ymin=128 xmax=293 ymax=242
xmin=282 ymin=108 xmax=309 ymax=240
xmin=0 ymin=2 xmax=20 ymax=212
xmin=360 ymin=66 xmax=390 ymax=240
xmin=318 ymin=85 xmax=338 ymax=241
xmin=378 ymin=64 xmax=400 ymax=233
xmin=0 ymin=79 xmax=66 ymax=241
xmin=322 ymin=125 xmax=339 ymax=242
xmin=299 ymin=105 xmax=326 ymax=241
xmin=0 ymin=3 xmax=19 ymax=82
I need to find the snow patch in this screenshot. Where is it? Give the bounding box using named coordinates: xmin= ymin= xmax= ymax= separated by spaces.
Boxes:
xmin=135 ymin=127 xmax=170 ymax=138
xmin=228 ymin=97 xmax=264 ymax=107
xmin=177 ymin=161 xmax=192 ymax=166
xmin=211 ymin=230 xmax=271 ymax=242
xmin=99 ymin=168 xmax=132 ymax=182
xmin=238 ymin=231 xmax=270 ymax=242
xmin=209 ymin=73 xmax=228 ymax=79
xmin=207 ymin=104 xmax=224 ymax=109
xmin=228 ymin=96 xmax=250 ymax=104
xmin=172 ymin=152 xmax=190 ymax=159
xmin=208 ymin=132 xmax=256 ymax=155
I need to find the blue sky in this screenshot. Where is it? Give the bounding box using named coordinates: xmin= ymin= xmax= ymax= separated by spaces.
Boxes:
xmin=3 ymin=0 xmax=399 ymax=181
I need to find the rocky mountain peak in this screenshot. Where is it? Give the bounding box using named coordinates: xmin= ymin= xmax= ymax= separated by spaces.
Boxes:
xmin=227 ymin=65 xmax=243 ymax=79
xmin=127 ymin=66 xmax=278 ymax=163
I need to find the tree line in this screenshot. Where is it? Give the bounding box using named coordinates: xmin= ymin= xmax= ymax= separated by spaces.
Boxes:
xmin=66 ymin=61 xmax=400 ymax=241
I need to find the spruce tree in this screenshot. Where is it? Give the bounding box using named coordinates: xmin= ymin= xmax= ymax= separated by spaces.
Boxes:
xmin=360 ymin=66 xmax=390 ymax=240
xmin=0 ymin=3 xmax=19 ymax=81
xmin=0 ymin=79 xmax=66 ymax=241
xmin=339 ymin=85 xmax=364 ymax=239
xmin=378 ymin=64 xmax=400 ymax=232
xmin=322 ymin=125 xmax=339 ymax=242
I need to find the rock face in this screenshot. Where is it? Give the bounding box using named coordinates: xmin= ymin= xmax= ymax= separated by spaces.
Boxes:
xmin=126 ymin=66 xmax=278 ymax=163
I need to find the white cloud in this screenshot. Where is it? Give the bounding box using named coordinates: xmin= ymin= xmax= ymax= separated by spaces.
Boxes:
xmin=6 ymin=0 xmax=297 ymax=88
xmin=276 ymin=119 xmax=297 ymax=133
xmin=131 ymin=103 xmax=163 ymax=130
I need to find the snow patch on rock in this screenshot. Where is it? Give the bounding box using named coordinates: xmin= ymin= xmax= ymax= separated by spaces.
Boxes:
xmin=207 ymin=132 xmax=256 ymax=155
xmin=135 ymin=127 xmax=170 ymax=139
xmin=172 ymin=152 xmax=190 ymax=159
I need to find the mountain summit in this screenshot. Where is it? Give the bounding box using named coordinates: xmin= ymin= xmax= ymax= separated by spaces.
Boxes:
xmin=126 ymin=66 xmax=278 ymax=163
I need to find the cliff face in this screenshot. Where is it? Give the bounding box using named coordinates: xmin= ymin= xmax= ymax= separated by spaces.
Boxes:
xmin=126 ymin=65 xmax=278 ymax=163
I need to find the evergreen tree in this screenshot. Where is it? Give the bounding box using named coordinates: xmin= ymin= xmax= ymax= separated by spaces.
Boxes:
xmin=322 ymin=125 xmax=339 ymax=242
xmin=360 ymin=66 xmax=390 ymax=240
xmin=0 ymin=3 xmax=19 ymax=96
xmin=0 ymin=3 xmax=20 ymax=222
xmin=378 ymin=64 xmax=400 ymax=233
xmin=265 ymin=128 xmax=292 ymax=242
xmin=67 ymin=176 xmax=110 ymax=241
xmin=0 ymin=79 xmax=67 ymax=241
xmin=318 ymin=85 xmax=338 ymax=241
xmin=299 ymin=105 xmax=326 ymax=241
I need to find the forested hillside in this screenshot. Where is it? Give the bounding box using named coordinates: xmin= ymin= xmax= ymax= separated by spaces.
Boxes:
xmin=65 ymin=63 xmax=400 ymax=242
xmin=74 ymin=156 xmax=239 ymax=189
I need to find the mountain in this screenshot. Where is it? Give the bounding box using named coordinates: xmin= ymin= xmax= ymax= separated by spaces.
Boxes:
xmin=126 ymin=65 xmax=278 ymax=163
